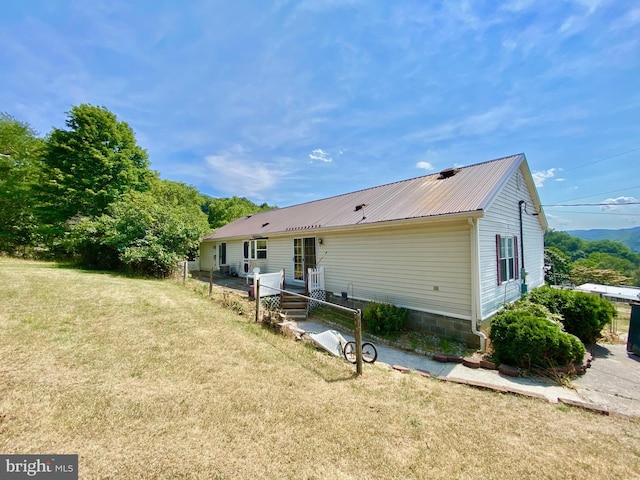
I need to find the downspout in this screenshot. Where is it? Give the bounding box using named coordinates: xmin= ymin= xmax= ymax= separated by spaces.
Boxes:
xmin=518 ymin=200 xmax=527 ymax=294
xmin=468 ymin=217 xmax=487 ymax=352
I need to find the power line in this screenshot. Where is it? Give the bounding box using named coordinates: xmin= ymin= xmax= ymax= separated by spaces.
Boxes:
xmin=545 ymin=210 xmax=640 ymax=216
xmin=543 ymin=202 xmax=640 ymax=207
xmin=561 ymin=147 xmax=640 ymax=173
xmin=559 ymin=185 xmax=640 ymax=203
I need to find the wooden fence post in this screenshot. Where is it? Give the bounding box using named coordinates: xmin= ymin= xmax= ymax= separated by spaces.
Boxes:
xmin=254 ymin=277 xmax=261 ymax=323
xmin=354 ymin=309 xmax=363 ymax=376
xmin=209 ymin=267 xmax=213 ymax=297
xmin=183 ymin=260 xmax=188 ymax=283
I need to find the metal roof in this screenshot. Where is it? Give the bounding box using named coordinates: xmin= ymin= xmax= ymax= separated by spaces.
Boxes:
xmin=205 ymin=153 xmax=539 ymax=240
xmin=576 ymin=283 xmax=640 ymax=302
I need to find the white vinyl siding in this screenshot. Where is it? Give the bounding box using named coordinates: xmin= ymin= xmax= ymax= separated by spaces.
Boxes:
xmin=199 ymin=241 xmax=216 ymax=271
xmin=320 ymin=222 xmax=472 ymax=318
xmin=478 ymin=165 xmax=545 ymax=318
xmin=215 ymin=222 xmax=472 ymax=318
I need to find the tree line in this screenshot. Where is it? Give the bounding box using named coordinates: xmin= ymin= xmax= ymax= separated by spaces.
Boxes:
xmin=544 ymin=230 xmax=640 ymax=287
xmin=0 ymin=105 xmax=274 ymax=277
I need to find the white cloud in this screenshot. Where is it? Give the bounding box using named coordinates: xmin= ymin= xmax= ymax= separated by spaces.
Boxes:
xmin=309 ymin=148 xmax=333 ymax=163
xmin=416 ymin=161 xmax=434 ymax=171
xmin=407 ymin=104 xmax=521 ymax=143
xmin=532 ymin=168 xmax=557 ymax=187
xmin=204 ymin=145 xmax=280 ymax=197
xmin=601 ymin=196 xmax=639 ymax=210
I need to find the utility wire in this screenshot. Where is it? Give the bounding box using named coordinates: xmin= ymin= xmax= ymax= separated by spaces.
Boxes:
xmin=561 ymin=147 xmax=640 ymax=172
xmin=559 ymin=185 xmax=640 ymax=203
xmin=543 ymin=202 xmax=640 ymax=207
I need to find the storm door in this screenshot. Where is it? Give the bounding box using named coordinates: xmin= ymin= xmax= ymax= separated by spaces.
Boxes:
xmin=293 ymin=237 xmax=317 ymax=282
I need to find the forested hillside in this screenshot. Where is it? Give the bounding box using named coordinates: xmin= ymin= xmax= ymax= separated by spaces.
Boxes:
xmin=0 ymin=106 xmax=274 ymax=277
xmin=545 ymin=230 xmax=640 ymax=286
xmin=567 ymin=226 xmax=640 ymax=253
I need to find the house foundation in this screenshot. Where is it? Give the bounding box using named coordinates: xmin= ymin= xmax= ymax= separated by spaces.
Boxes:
xmin=325 ymin=293 xmax=480 ymax=348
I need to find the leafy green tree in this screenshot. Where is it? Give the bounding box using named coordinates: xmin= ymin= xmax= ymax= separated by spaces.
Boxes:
xmin=39 ymin=104 xmax=151 ymax=236
xmin=584 ymin=239 xmax=639 ymax=264
xmin=544 ymin=247 xmax=571 ymax=285
xmin=65 ymin=178 xmax=209 ymax=277
xmin=569 ymin=266 xmax=632 ymax=286
xmin=546 ymin=229 xmax=640 ymax=287
xmin=0 ymin=113 xmax=44 ymax=254
xmin=545 ymin=230 xmax=586 ymax=261
xmin=205 ymin=196 xmax=275 ymax=229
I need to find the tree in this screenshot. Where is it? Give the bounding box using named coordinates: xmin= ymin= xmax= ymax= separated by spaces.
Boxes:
xmin=569 ymin=266 xmax=632 ymax=286
xmin=65 ymin=178 xmax=210 ymax=277
xmin=39 ymin=104 xmax=151 ymax=236
xmin=0 ymin=113 xmax=44 ymax=254
xmin=205 ymin=196 xmax=275 ymax=229
xmin=544 ymin=247 xmax=571 ymax=285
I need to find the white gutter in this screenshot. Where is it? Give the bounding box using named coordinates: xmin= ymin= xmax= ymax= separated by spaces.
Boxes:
xmin=468 ymin=217 xmax=487 ymax=352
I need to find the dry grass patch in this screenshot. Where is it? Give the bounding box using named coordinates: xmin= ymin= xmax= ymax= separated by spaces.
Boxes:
xmin=1 ymin=258 xmax=639 ymax=479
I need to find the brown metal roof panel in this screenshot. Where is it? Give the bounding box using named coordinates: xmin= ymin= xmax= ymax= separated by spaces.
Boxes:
xmin=209 ymin=154 xmax=524 ymax=238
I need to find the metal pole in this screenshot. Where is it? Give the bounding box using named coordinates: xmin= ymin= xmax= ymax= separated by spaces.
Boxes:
xmin=354 ymin=309 xmax=363 ymax=376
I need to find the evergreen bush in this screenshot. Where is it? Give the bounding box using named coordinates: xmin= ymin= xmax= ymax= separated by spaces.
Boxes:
xmin=527 ymin=286 xmax=616 ymax=344
xmin=363 ymin=302 xmax=409 ymax=335
xmin=489 ymin=308 xmax=585 ymax=370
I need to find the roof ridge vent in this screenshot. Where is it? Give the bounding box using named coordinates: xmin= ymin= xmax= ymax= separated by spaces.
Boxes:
xmin=438 ymin=167 xmax=459 ymax=179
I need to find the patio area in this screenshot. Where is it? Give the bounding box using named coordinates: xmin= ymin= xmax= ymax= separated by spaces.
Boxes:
xmin=190 ymin=270 xmax=306 ymax=296
xmin=191 ymin=270 xmax=252 ymax=295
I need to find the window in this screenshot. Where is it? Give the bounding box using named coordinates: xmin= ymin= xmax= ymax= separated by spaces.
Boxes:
xmin=246 ymin=239 xmax=267 ymax=260
xmin=496 ymin=235 xmax=519 ymax=284
xmin=251 ymin=239 xmax=268 ymax=259
xmin=219 ymin=243 xmax=227 ymax=265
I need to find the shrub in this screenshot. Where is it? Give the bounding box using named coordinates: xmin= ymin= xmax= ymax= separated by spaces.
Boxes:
xmin=363 ymin=302 xmax=409 ymax=335
xmin=527 ymin=286 xmax=616 ymax=344
xmin=489 ymin=309 xmax=585 ymax=370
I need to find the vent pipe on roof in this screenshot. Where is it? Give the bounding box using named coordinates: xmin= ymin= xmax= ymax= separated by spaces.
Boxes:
xmin=438 ymin=167 xmax=458 ymax=179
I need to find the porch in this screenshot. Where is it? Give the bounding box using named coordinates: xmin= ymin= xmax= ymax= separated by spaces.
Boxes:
xmin=192 ymin=267 xmax=325 ymax=320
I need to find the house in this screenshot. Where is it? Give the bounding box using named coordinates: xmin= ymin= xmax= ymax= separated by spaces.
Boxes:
xmin=200 ymin=154 xmax=548 ymax=348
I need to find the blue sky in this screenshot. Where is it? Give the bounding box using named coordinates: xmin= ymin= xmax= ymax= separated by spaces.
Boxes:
xmin=2 ymin=0 xmax=639 ymax=231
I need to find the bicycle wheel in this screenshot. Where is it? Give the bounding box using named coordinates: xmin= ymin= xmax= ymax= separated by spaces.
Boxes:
xmin=362 ymin=342 xmax=378 ymax=363
xmin=343 ymin=341 xmax=357 ymax=363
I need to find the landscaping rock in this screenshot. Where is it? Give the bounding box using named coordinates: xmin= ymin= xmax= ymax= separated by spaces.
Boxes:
xmin=462 ymin=357 xmax=481 ymax=369
xmin=480 ymin=359 xmax=497 ymax=370
xmin=433 ymin=353 xmax=448 ymax=363
xmin=392 ymin=365 xmax=410 ymax=373
xmin=499 ymin=364 xmax=519 ymax=377
xmin=446 ymin=354 xmax=464 ymax=363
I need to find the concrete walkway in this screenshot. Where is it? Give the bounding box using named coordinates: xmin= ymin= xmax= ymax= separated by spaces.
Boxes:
xmin=572 ymin=343 xmax=640 ymax=418
xmin=296 ymin=319 xmax=640 ymax=417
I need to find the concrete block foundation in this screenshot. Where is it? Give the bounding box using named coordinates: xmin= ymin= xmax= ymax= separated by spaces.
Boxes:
xmin=325 ymin=293 xmax=480 ymax=348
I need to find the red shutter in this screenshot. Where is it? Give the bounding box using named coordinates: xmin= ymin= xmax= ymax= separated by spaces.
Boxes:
xmin=496 ymin=234 xmax=502 ymax=285
xmin=513 ymin=236 xmax=519 ymax=280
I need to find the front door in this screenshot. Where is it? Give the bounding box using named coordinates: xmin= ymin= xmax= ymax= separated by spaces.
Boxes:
xmin=243 ymin=241 xmax=250 ymax=274
xmin=293 ymin=237 xmax=317 ymax=282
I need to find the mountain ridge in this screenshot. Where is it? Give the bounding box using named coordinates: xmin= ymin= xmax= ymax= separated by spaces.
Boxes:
xmin=566 ymin=226 xmax=640 ymax=253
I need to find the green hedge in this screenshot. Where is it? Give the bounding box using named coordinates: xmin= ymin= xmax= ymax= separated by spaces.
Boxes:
xmin=489 ymin=306 xmax=585 ymax=370
xmin=363 ymin=302 xmax=409 ymax=335
xmin=527 ymin=286 xmax=616 ymax=344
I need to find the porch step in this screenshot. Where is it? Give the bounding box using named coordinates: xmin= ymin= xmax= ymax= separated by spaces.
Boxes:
xmin=280 ymin=293 xmax=308 ymax=320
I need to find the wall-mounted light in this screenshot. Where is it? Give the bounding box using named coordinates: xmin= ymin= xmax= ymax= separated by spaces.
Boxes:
xmin=318 ymin=238 xmax=324 ymax=245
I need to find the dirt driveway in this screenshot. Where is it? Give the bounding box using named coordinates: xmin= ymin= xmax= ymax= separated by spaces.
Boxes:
xmin=572 ymin=343 xmax=640 ymax=417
